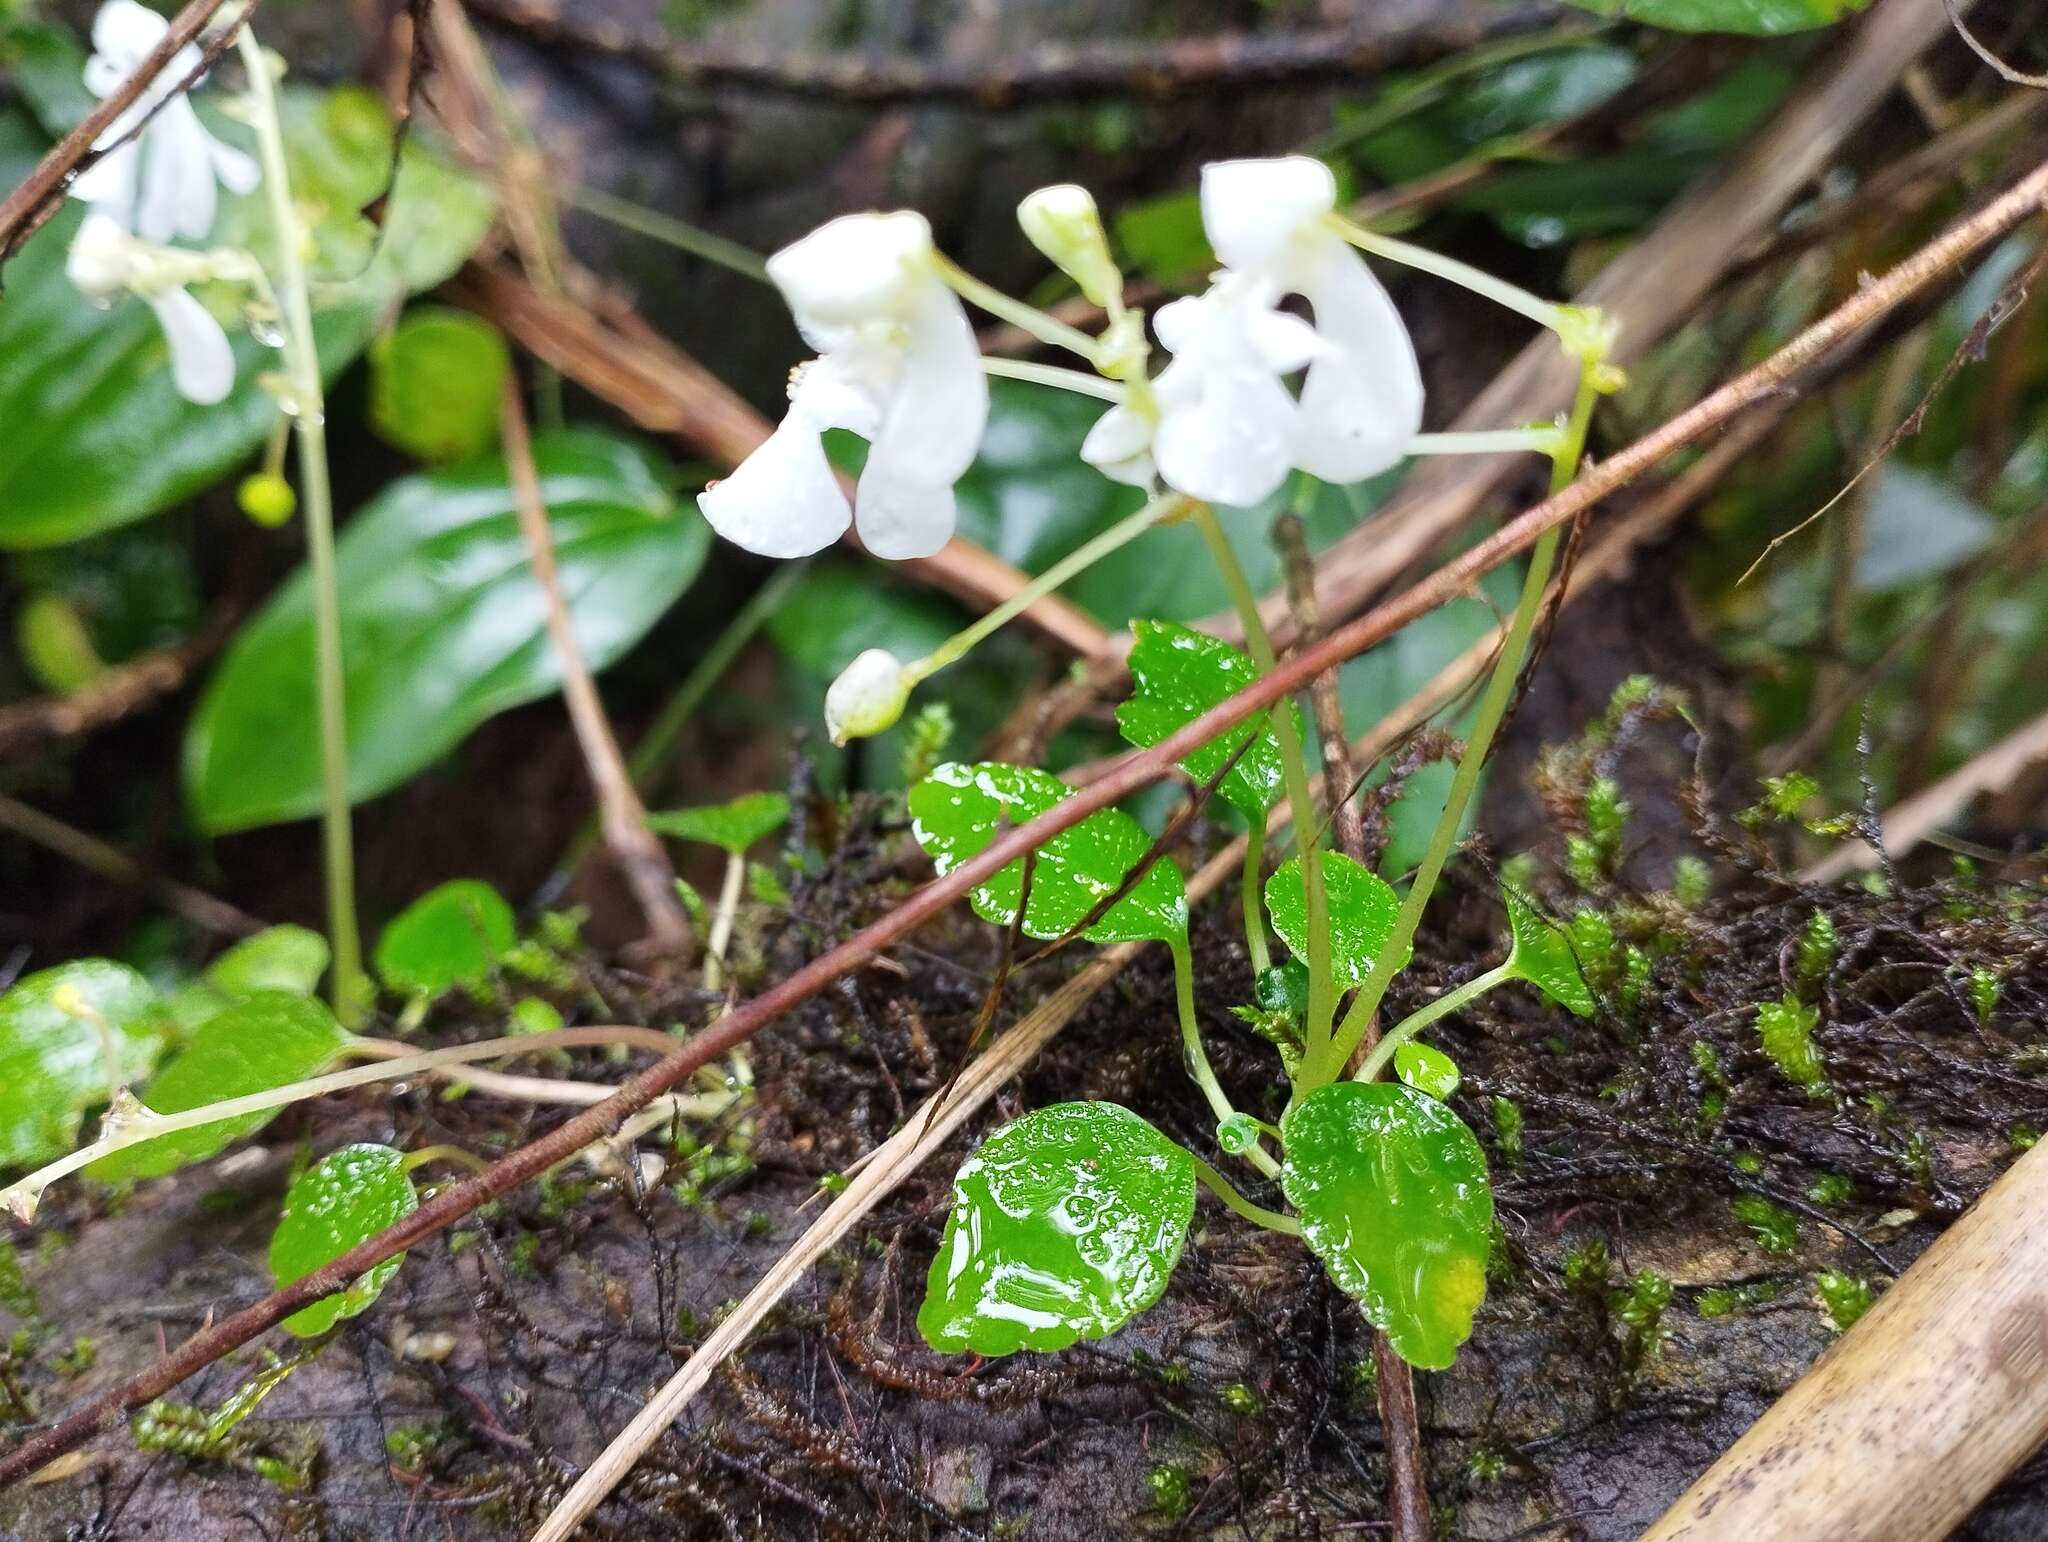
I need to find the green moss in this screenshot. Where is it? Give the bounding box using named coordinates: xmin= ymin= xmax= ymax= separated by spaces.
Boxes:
xmin=1757 ymin=993 xmax=1825 ymax=1089
xmin=1732 ymin=1195 xmax=1799 ymax=1255
xmin=1793 ymin=911 xmax=1835 ymax=997
xmin=1148 ymin=1462 xmax=1194 ymax=1520
xmin=1812 ymin=1270 xmax=1874 ymax=1332
xmin=1491 ymin=1096 xmax=1525 ymax=1165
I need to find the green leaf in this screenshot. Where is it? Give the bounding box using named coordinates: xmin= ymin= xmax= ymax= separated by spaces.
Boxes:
xmin=1115 ymin=620 xmax=1302 ymax=819
xmin=166 ymin=925 xmax=332 ymax=1035
xmin=909 ymin=762 xmax=1186 ymax=944
xmin=1282 ymin=1082 xmax=1493 ymax=1369
xmin=1569 ymin=0 xmax=1870 ymax=33
xmin=919 ymin=1102 xmax=1196 ymax=1356
xmin=1264 ymin=852 xmax=1410 ymax=989
xmin=647 ymin=791 xmax=791 ymax=855
xmin=0 ymin=89 xmax=492 ymax=549
xmin=375 ymin=880 xmax=517 ymax=1001
xmin=87 ymin=992 xmax=349 ymax=1182
xmin=1501 ymin=888 xmax=1596 ymax=1017
xmin=0 ymin=961 xmax=171 ymax=1169
xmin=369 ymin=307 xmax=511 ymax=464
xmin=1394 ymin=1042 xmax=1461 ymax=1100
xmin=269 ymin=1143 xmax=419 ymax=1337
xmin=186 ymin=429 xmax=704 ymax=830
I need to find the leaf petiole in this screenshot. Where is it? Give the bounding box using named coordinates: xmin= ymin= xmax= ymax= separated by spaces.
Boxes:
xmin=1190 ymin=1155 xmax=1300 ymax=1235
xmin=1354 ymin=962 xmax=1510 ymax=1083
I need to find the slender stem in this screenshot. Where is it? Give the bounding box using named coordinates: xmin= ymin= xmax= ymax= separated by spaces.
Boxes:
xmin=907 ymin=491 xmax=1180 ymax=682
xmin=0 ymin=1026 xmax=681 ymax=1222
xmin=931 ymin=253 xmax=1103 ymax=362
xmin=1190 ymin=1156 xmax=1300 ymax=1235
xmin=1329 ymin=213 xmax=1567 ymax=335
xmin=1190 ymin=504 xmax=1335 ymax=1058
xmin=560 ymin=182 xmax=769 ymax=282
xmin=1241 ymin=818 xmax=1272 ymax=976
xmin=1355 ymin=963 xmax=1510 ymax=1083
xmin=237 ymin=28 xmax=363 ymax=1025
xmin=703 ymin=852 xmax=745 ymax=994
xmin=1168 ymin=934 xmax=1280 ymax=1178
xmin=1317 ymin=366 xmax=1601 ymax=1085
xmin=982 ymin=356 xmax=1126 ymax=402
xmin=1408 ymin=428 xmax=1563 ymax=457
xmin=401 ymin=1144 xmax=490 ymax=1176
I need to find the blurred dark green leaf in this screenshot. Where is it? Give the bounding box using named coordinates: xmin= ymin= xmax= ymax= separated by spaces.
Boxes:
xmin=369 ymin=307 xmax=511 ymax=464
xmin=187 ymin=430 xmax=704 ymax=831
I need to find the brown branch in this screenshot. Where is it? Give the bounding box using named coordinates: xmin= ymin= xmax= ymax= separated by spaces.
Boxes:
xmin=1942 ymin=0 xmax=2048 ymax=88
xmin=0 ymin=0 xmax=254 ymax=267
xmin=4 ymin=151 xmax=2044 ymax=1488
xmin=462 ymin=0 xmax=1560 ymax=109
xmin=500 ymin=376 xmax=692 ymax=955
xmin=447 ymin=262 xmax=1109 ymax=656
xmin=0 ymin=609 xmax=234 ymax=759
xmin=0 ymin=794 xmax=262 ymax=939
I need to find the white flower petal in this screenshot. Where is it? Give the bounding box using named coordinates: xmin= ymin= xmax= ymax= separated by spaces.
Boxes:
xmin=146 ymin=285 xmax=234 ymax=404
xmin=1242 ymin=307 xmax=1329 ymax=375
xmin=1081 ymin=402 xmax=1156 ymax=487
xmin=1291 ymin=234 xmax=1424 ymax=483
xmin=852 ymin=475 xmax=957 ymax=560
xmin=1152 ymin=348 xmax=1298 ymax=510
xmin=134 ymin=102 xmax=217 ymax=244
xmin=1200 ymin=155 xmax=1336 ymax=274
xmin=204 ymin=130 xmax=260 ymax=196
xmin=91 ymin=0 xmax=168 ymax=70
xmin=70 ymin=137 xmax=141 ymax=224
xmin=66 ymin=210 xmax=136 ymax=300
xmin=699 ymin=415 xmax=851 ymax=559
xmin=768 ymin=210 xmax=934 ymax=343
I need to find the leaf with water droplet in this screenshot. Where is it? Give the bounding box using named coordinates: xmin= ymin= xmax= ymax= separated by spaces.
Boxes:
xmin=647 ymin=791 xmax=791 ymax=855
xmin=1282 ymin=1082 xmax=1493 ymax=1369
xmin=920 ymin=1103 xmax=1197 ymax=1356
xmin=270 ymin=1143 xmax=419 ymax=1337
xmin=1501 ymin=888 xmax=1595 ymax=1017
xmin=1394 ymin=1041 xmax=1461 ymax=1100
xmin=375 ymin=879 xmax=517 ymax=1001
xmin=1115 ymin=620 xmax=1303 ymax=819
xmin=88 ymin=992 xmax=350 ymax=1182
xmin=909 ymin=763 xmax=1186 ymax=944
xmin=1264 ymin=852 xmax=1410 ymax=989
xmin=0 ymin=960 xmax=170 ymax=1169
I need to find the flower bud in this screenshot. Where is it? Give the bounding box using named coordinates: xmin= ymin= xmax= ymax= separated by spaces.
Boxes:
xmin=238 ymin=472 xmax=298 ymax=527
xmin=64 ymin=212 xmax=137 ymax=303
xmin=1017 ymin=184 xmax=1122 ymax=311
xmin=824 ymin=648 xmax=912 ymax=746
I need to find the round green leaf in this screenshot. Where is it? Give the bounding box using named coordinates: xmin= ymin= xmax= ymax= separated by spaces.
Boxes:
xmin=186 ymin=429 xmax=705 ymax=831
xmin=647 ymin=791 xmax=791 ymax=855
xmin=369 ymin=307 xmax=511 ymax=464
xmin=87 ymin=992 xmax=349 ymax=1182
xmin=166 ymin=924 xmax=334 ymax=1035
xmin=1264 ymin=852 xmax=1410 ymax=989
xmin=1282 ymin=1082 xmax=1493 ymax=1370
xmin=909 ymin=761 xmax=1186 ymax=945
xmin=0 ymin=960 xmax=170 ymax=1169
xmin=1502 ymin=888 xmax=1596 ymax=1018
xmin=920 ymin=1103 xmax=1196 ymax=1356
xmin=1115 ymin=619 xmax=1304 ymax=820
xmin=1394 ymin=1041 xmax=1462 ymax=1100
xmin=375 ymin=879 xmax=516 ymax=1001
xmin=269 ymin=1143 xmax=419 ymax=1337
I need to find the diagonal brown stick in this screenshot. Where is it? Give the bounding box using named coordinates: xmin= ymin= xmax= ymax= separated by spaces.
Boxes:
xmin=3 ymin=152 xmax=2045 ymax=1490
xmin=0 ymin=0 xmax=254 ymax=265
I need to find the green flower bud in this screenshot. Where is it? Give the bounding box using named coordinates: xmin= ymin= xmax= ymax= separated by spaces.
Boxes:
xmin=824 ymin=648 xmax=912 ymax=746
xmin=238 ymin=472 xmax=297 ymax=527
xmin=1017 ymin=184 xmax=1123 ymax=310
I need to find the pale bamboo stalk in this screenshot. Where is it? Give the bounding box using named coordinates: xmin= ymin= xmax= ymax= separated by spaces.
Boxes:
xmin=1641 ymin=1138 xmax=2048 ymax=1541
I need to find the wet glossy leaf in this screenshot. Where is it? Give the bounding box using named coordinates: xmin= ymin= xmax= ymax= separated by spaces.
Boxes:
xmin=0 ymin=961 xmax=170 ymax=1168
xmin=909 ymin=762 xmax=1187 ymax=944
xmin=1570 ymin=0 xmax=1870 ymax=34
xmin=0 ymin=87 xmax=491 ymax=549
xmin=1264 ymin=852 xmax=1410 ymax=989
xmin=1116 ymin=620 xmax=1302 ymax=819
xmin=1395 ymin=1041 xmax=1462 ymax=1100
xmin=648 ymin=792 xmax=791 ymax=855
xmin=369 ymin=307 xmax=510 ymax=464
xmin=87 ymin=992 xmax=349 ymax=1182
xmin=187 ymin=430 xmax=705 ymax=831
xmin=1282 ymin=1082 xmax=1493 ymax=1369
xmin=269 ymin=1143 xmax=418 ymax=1337
xmin=375 ymin=880 xmax=517 ymax=1001
xmin=1502 ymin=888 xmax=1596 ymax=1018
xmin=920 ymin=1103 xmax=1196 ymax=1356
xmin=167 ymin=925 xmax=332 ymax=1035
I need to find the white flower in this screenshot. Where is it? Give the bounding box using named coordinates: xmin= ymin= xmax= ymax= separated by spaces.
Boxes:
xmin=70 ymin=0 xmax=260 ymax=245
xmin=66 ymin=211 xmax=236 ymax=404
xmin=700 ymin=211 xmax=988 ymax=562
xmin=1086 ymin=156 xmax=1423 ymax=507
xmin=824 ymin=648 xmax=912 ymax=745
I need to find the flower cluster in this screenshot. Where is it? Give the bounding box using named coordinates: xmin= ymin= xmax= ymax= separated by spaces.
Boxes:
xmin=703 ymin=154 xmax=1424 ymax=562
xmin=64 ymin=0 xmax=261 ymax=404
